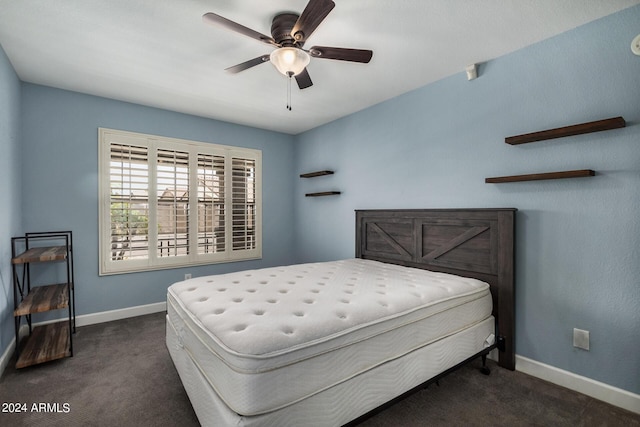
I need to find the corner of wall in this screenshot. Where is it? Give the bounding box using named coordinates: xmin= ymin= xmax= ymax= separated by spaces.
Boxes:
xmin=0 ymin=43 xmax=23 ymax=371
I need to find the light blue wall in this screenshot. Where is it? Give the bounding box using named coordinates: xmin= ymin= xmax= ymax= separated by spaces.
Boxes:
xmin=0 ymin=45 xmax=22 ymax=360
xmin=19 ymin=84 xmax=297 ymax=318
xmin=294 ymin=6 xmax=640 ymax=394
xmin=2 ymin=5 xmax=639 ymax=398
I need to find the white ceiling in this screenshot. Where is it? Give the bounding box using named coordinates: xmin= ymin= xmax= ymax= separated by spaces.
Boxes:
xmin=1 ymin=0 xmax=638 ymax=135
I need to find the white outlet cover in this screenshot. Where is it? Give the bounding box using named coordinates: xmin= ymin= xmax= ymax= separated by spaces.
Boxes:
xmin=573 ymin=328 xmax=590 ymax=351
xmin=632 ymin=34 xmax=640 ymax=56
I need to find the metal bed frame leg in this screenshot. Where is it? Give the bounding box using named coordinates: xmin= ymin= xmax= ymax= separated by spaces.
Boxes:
xmin=480 ymin=354 xmax=491 ymax=375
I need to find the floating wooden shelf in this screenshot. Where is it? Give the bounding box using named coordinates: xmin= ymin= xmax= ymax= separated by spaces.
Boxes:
xmin=486 ymin=169 xmax=595 ymax=184
xmin=301 ymin=171 xmax=339 ymax=196
xmin=300 ymin=170 xmax=334 ymax=178
xmin=305 ymin=191 xmax=341 ymax=197
xmin=505 ymin=117 xmax=625 ymax=145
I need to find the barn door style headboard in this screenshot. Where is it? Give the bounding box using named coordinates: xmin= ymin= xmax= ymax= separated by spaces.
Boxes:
xmin=355 ymin=209 xmax=516 ymax=370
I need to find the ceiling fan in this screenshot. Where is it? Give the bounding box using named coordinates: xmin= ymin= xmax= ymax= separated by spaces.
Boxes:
xmin=202 ymin=0 xmax=373 ymax=92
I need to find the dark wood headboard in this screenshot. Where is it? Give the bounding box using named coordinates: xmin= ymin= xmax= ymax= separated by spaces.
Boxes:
xmin=355 ymin=208 xmax=516 ymax=370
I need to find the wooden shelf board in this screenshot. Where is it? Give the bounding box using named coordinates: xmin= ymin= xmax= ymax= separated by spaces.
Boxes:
xmin=505 ymin=117 xmax=625 ymax=145
xmin=14 ymin=284 xmax=70 ymax=316
xmin=485 ymin=169 xmax=595 ymax=183
xmin=300 ymin=170 xmax=334 ymax=178
xmin=305 ymin=191 xmax=341 ymax=197
xmin=12 ymin=246 xmax=68 ymax=264
xmin=16 ymin=322 xmax=71 ymax=369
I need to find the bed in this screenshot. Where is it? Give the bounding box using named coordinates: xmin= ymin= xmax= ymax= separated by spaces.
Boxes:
xmin=166 ymin=208 xmax=516 ymax=426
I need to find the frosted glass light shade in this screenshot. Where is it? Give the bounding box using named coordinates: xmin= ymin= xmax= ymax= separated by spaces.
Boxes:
xmin=270 ymin=47 xmax=310 ymax=76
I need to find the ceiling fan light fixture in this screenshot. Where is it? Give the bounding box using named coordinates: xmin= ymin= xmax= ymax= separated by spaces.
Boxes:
xmin=270 ymin=47 xmax=310 ymax=77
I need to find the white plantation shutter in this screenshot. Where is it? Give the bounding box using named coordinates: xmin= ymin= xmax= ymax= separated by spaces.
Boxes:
xmin=99 ymin=128 xmax=261 ymax=275
xmin=109 ymin=143 xmax=150 ymax=261
xmin=232 ymin=158 xmax=257 ymax=251
xmin=197 ymin=153 xmax=226 ymax=254
xmin=156 ymin=149 xmax=190 ymax=258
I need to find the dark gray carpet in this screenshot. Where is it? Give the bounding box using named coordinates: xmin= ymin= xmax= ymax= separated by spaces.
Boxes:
xmin=0 ymin=312 xmax=638 ymax=426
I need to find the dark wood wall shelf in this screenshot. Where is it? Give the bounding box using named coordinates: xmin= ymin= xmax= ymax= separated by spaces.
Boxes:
xmin=505 ymin=116 xmax=625 ymax=145
xmin=486 ymin=169 xmax=595 ymax=184
xmin=300 ymin=170 xmax=334 ymax=178
xmin=305 ymin=191 xmax=341 ymax=197
xmin=301 ymin=170 xmax=339 ymax=196
xmin=489 ymin=116 xmax=624 ymax=183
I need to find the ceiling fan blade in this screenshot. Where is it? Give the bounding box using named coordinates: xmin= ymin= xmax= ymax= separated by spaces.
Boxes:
xmin=225 ymin=55 xmax=271 ymax=74
xmin=308 ymin=46 xmax=373 ymax=63
xmin=203 ymin=13 xmax=277 ymax=47
xmin=295 ymin=68 xmax=313 ymax=89
xmin=291 ymin=0 xmax=335 ymax=43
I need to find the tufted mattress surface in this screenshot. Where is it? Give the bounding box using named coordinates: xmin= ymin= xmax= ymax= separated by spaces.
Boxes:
xmin=167 ymin=258 xmax=493 ymax=415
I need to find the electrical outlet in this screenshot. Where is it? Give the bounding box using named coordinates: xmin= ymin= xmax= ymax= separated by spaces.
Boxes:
xmin=573 ymin=328 xmax=590 ymax=351
xmin=184 ymin=273 xmax=192 ymax=280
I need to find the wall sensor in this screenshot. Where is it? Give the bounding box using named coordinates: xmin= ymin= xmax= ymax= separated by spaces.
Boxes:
xmin=632 ymin=34 xmax=640 ymax=56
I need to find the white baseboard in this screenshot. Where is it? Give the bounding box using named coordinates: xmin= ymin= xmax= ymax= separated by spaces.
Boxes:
xmin=0 ymin=336 xmax=16 ymax=378
xmin=75 ymin=301 xmax=166 ymax=327
xmin=516 ymin=355 xmax=640 ymax=415
xmin=9 ymin=301 xmax=167 ymax=329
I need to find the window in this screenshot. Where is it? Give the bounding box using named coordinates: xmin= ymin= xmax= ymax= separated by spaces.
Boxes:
xmin=98 ymin=128 xmax=261 ymax=275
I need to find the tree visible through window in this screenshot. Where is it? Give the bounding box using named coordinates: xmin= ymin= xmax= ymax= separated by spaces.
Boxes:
xmin=99 ymin=128 xmax=262 ymax=275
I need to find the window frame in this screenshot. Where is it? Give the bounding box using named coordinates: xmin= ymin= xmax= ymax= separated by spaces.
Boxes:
xmin=98 ymin=128 xmax=262 ymax=275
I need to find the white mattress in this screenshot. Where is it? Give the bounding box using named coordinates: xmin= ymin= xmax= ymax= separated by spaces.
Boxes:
xmin=167 ymin=258 xmax=493 ymax=416
xmin=167 ymin=315 xmax=495 ymax=427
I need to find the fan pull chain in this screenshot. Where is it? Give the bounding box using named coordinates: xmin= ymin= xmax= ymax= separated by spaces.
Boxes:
xmin=286 ymin=72 xmax=293 ymax=111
